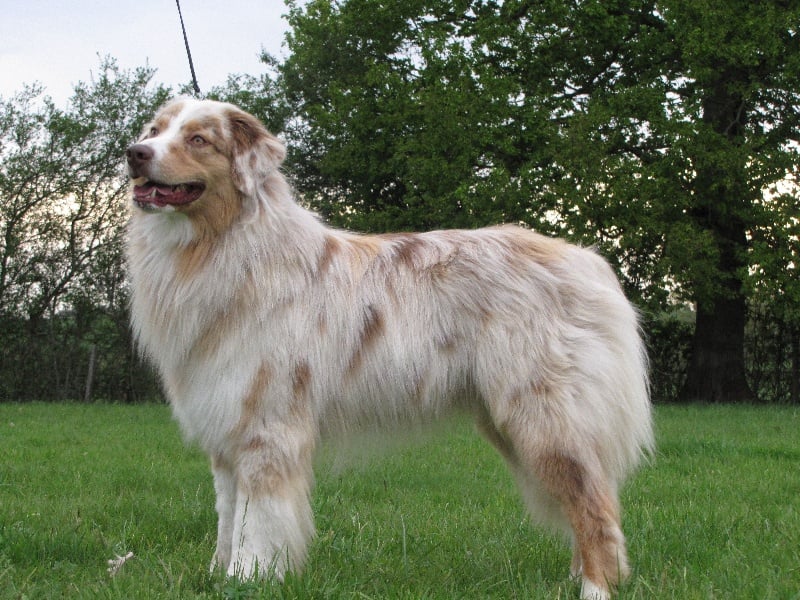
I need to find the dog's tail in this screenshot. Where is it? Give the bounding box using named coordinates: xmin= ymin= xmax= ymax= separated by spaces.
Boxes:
xmin=572 ymin=248 xmax=654 ymax=484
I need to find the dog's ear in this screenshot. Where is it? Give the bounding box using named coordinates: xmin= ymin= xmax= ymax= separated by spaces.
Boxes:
xmin=226 ymin=109 xmax=286 ymax=199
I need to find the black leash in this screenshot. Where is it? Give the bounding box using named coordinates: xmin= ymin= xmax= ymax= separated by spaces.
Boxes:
xmin=176 ymin=0 xmax=201 ymax=96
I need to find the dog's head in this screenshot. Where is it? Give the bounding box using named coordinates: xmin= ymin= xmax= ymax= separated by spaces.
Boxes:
xmin=126 ymin=98 xmax=286 ymax=226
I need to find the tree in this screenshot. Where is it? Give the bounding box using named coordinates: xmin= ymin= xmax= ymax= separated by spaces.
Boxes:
xmin=281 ymin=0 xmax=800 ymax=402
xmin=749 ymin=180 xmax=800 ymax=403
xmin=0 ymin=57 xmax=169 ymax=400
xmin=282 ymin=0 xmax=516 ymax=231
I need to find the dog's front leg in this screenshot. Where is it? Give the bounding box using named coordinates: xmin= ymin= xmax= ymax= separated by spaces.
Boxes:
xmin=227 ymin=426 xmax=315 ymax=580
xmin=210 ymin=454 xmax=236 ymax=573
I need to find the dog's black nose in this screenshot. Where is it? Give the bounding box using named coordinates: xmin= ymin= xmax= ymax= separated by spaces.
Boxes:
xmin=126 ymin=143 xmax=154 ymax=174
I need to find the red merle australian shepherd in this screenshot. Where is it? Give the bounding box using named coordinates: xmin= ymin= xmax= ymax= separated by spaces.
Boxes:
xmin=125 ymin=98 xmax=653 ymax=599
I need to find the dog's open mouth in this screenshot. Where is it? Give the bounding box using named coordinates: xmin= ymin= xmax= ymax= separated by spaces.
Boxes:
xmin=133 ymin=181 xmax=205 ymax=210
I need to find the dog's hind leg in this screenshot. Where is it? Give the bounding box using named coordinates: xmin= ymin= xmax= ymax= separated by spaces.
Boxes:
xmin=476 ymin=411 xmax=627 ymax=600
xmin=227 ymin=424 xmax=316 ymax=580
xmin=529 ymin=450 xmax=628 ymax=600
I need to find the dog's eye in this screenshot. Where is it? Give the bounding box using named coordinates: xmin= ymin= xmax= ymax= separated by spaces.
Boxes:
xmin=189 ymin=135 xmax=208 ymax=147
xmin=149 ymin=127 xmax=159 ymax=137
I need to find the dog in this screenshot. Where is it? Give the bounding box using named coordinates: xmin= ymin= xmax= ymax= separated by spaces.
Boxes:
xmin=125 ymin=98 xmax=653 ymax=600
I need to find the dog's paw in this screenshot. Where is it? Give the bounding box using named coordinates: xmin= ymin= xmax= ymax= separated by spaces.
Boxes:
xmin=210 ymin=546 xmax=233 ymax=574
xmin=227 ymin=551 xmax=286 ymax=581
xmin=580 ymin=578 xmax=610 ymax=600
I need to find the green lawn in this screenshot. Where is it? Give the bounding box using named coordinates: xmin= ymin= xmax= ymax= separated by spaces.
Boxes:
xmin=1 ymin=403 xmax=798 ymax=599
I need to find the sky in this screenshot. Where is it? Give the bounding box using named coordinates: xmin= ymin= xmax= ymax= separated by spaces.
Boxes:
xmin=0 ymin=0 xmax=293 ymax=106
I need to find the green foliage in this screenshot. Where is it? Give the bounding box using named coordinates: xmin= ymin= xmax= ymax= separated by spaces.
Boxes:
xmin=0 ymin=57 xmax=169 ymax=401
xmin=282 ymin=0 xmax=529 ymax=232
xmin=282 ymin=0 xmax=799 ymax=306
xmin=1 ymin=403 xmax=799 ymax=598
xmin=644 ymin=311 xmax=694 ymax=402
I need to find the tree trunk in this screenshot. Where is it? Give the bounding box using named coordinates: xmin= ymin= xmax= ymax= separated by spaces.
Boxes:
xmin=679 ymin=210 xmax=756 ymax=404
xmin=678 ymin=211 xmax=756 ymax=404
xmin=680 ymin=292 xmax=755 ymax=403
xmin=678 ymin=70 xmax=757 ymax=404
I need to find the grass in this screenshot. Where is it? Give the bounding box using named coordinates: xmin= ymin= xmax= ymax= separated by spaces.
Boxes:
xmin=0 ymin=403 xmax=798 ymax=599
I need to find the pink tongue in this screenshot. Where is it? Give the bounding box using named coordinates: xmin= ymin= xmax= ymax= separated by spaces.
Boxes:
xmin=134 ymin=183 xmax=201 ymax=206
xmin=133 ymin=183 xmax=168 ymax=198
